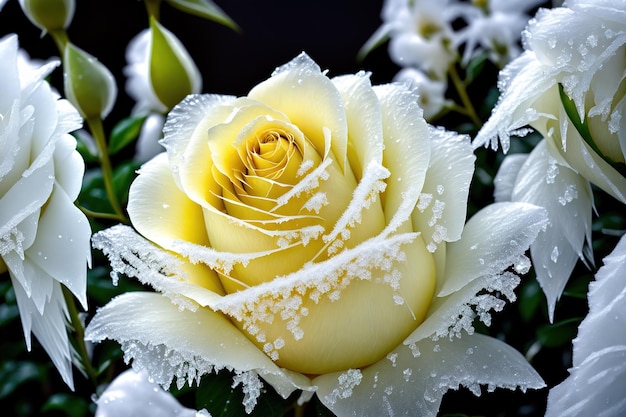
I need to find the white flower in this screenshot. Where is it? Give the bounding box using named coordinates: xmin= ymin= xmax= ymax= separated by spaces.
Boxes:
xmin=86 ymin=54 xmax=548 ymax=416
xmin=363 ymin=0 xmax=457 ymax=78
xmin=0 ymin=34 xmax=91 ymax=389
xmin=0 ymin=0 xmax=8 ymax=12
xmin=393 ymin=67 xmax=449 ymax=120
xmin=95 ymin=368 xmax=211 ymax=417
xmin=474 ymin=0 xmax=626 ymax=316
xmin=453 ymin=0 xmax=545 ymax=66
xmin=545 ymin=233 xmax=626 ymax=417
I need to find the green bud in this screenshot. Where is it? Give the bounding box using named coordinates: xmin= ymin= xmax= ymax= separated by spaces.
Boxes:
xmin=149 ymin=17 xmax=202 ymax=109
xmin=19 ymin=0 xmax=75 ymax=32
xmin=63 ymin=42 xmax=117 ymax=119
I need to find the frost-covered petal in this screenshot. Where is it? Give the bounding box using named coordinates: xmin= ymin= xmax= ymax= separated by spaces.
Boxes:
xmin=508 ymin=140 xmax=593 ymax=319
xmin=473 ymin=51 xmax=556 ymax=152
xmin=438 ymin=202 xmax=548 ymax=296
xmin=546 ymin=234 xmax=626 ymax=417
xmin=373 ymin=83 xmax=430 ymax=228
xmin=248 ymin=53 xmax=348 ymax=172
xmin=315 ymin=333 xmax=544 ymax=417
xmin=412 ymin=126 xmax=474 ymax=254
xmin=85 ymin=292 xmax=313 ymax=400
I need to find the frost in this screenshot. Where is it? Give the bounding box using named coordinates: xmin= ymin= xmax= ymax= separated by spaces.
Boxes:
xmin=302 ymin=192 xmax=328 ymax=214
xmin=416 ymin=193 xmax=433 ymax=212
xmin=320 ymin=161 xmax=389 ymax=257
xmin=551 ymin=246 xmax=560 ymax=263
xmin=231 ymin=371 xmax=263 ymax=414
xmin=558 ymin=183 xmax=578 ymax=205
xmin=323 ymin=369 xmax=363 ymax=406
xmin=214 ymin=230 xmax=418 ymax=351
xmin=273 ymin=158 xmax=331 ymax=210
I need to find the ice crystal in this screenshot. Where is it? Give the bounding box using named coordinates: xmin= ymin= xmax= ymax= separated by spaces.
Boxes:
xmin=323 ymin=369 xmax=363 ymax=406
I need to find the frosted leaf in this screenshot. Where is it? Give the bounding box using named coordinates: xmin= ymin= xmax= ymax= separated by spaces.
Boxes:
xmin=546 ymin=234 xmax=626 ymax=417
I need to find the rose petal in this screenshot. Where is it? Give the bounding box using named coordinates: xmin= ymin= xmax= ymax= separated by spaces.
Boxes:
xmin=84 ymin=292 xmax=313 ymax=399
xmin=373 ymin=83 xmax=430 ymax=228
xmin=438 ymin=202 xmax=548 ymax=297
xmin=412 ymin=126 xmax=475 ymax=253
xmin=493 ymin=154 xmax=529 ymax=202
xmin=331 ymin=72 xmax=384 ymax=180
xmin=128 ymin=152 xmax=211 ymax=249
xmin=314 ymin=333 xmax=544 ymax=417
xmin=248 ymin=53 xmax=348 ymax=172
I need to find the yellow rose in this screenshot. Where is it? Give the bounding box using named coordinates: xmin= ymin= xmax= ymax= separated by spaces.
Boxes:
xmin=87 ymin=54 xmax=547 ymax=415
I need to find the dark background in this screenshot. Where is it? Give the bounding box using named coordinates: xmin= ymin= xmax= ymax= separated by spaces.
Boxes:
xmin=0 ymin=0 xmax=397 ymax=126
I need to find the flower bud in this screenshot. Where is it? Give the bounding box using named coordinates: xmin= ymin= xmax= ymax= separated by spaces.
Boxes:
xmin=19 ymin=0 xmax=75 ymax=32
xmin=148 ymin=17 xmax=202 ymax=109
xmin=63 ymin=42 xmax=117 ymax=119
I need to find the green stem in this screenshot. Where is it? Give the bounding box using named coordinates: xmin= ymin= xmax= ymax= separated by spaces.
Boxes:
xmin=78 ymin=205 xmax=127 ymax=223
xmin=49 ymin=29 xmax=69 ymax=54
xmin=87 ymin=117 xmax=128 ymax=224
xmin=449 ymin=65 xmax=482 ymax=128
xmin=144 ymin=0 xmax=161 ymax=20
xmin=62 ymin=286 xmax=98 ymax=386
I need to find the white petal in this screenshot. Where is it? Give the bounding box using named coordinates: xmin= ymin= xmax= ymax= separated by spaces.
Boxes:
xmin=546 ymin=234 xmax=626 ymax=417
xmin=315 ymin=333 xmax=544 ymax=417
xmin=25 ymin=186 xmax=91 ymax=308
xmin=11 ymin=275 xmax=74 ymax=389
xmin=85 ymin=292 xmax=313 ymax=399
xmin=53 ymin=133 xmax=85 ymax=201
xmin=473 ymin=52 xmax=556 ymax=152
xmin=96 ymin=369 xmax=201 ymax=417
xmin=511 ymin=140 xmax=593 ymax=319
xmin=439 ymin=202 xmax=548 ymax=297
xmin=412 ymin=126 xmax=475 ymax=253
xmin=493 ymin=153 xmax=528 ymax=202
xmin=0 ymin=35 xmax=21 ymax=111
xmin=134 ymin=113 xmax=165 ymax=163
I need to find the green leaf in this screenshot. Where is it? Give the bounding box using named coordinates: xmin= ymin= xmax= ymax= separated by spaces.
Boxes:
xmin=41 ymin=393 xmax=89 ymax=417
xmin=165 ymin=0 xmax=240 ymax=32
xmin=108 ymin=115 xmax=146 ymax=155
xmin=464 ymin=52 xmax=488 ymax=85
xmin=112 ymin=160 xmax=141 ymax=207
xmin=518 ymin=278 xmax=543 ymax=323
xmin=536 ymin=317 xmax=581 ymax=348
xmin=0 ymin=304 xmax=19 ymax=328
xmin=0 ymin=361 xmax=41 ymax=399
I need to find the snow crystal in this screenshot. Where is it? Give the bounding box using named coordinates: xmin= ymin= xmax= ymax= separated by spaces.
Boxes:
xmin=402 ymin=368 xmax=412 ymax=382
xmin=323 ymin=369 xmax=363 ymax=406
xmin=427 ymin=200 xmax=445 ymax=227
xmin=274 ymin=158 xmax=331 ymax=210
xmin=386 ymin=352 xmax=398 ymax=367
xmin=231 ymin=371 xmax=263 ymax=414
xmin=417 ymin=193 xmax=433 ymax=212
xmin=302 ymin=192 xmax=328 ymax=214
xmin=320 ymin=160 xmax=389 ymax=257
xmin=546 ymin=157 xmax=559 ymax=184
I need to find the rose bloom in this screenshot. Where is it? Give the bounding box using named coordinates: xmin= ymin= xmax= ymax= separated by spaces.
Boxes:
xmin=0 ymin=34 xmax=91 ymax=389
xmin=86 ymin=53 xmax=547 ymax=415
xmin=474 ymin=0 xmax=626 ymax=319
